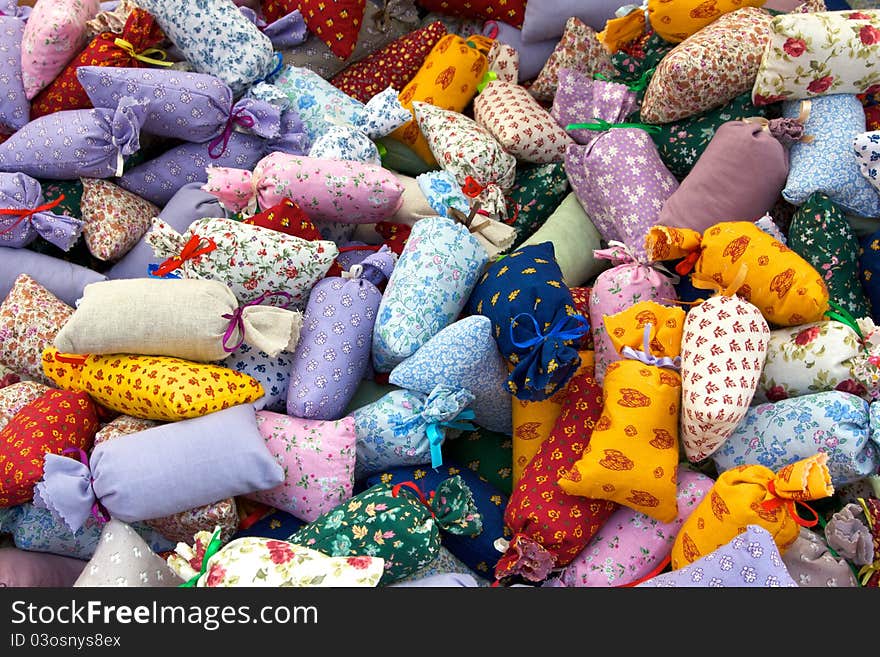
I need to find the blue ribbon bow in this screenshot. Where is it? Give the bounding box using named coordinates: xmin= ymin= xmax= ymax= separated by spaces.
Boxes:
xmin=509 ymin=312 xmax=590 ymax=351
xmin=262 ymin=52 xmax=284 ymax=84
xmin=425 ymin=409 xmax=477 ymax=470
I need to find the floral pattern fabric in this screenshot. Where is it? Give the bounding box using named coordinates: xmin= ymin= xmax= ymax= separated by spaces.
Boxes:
xmin=508 ymin=162 xmax=569 ymax=245
xmin=330 ymin=20 xmax=447 ymax=104
xmin=566 ymin=127 xmax=678 ymax=260
xmin=136 ymin=0 xmax=274 ymax=96
xmin=288 ymin=475 xmax=483 ymax=584
xmin=642 ymin=525 xmax=797 ymax=587
xmin=680 ymin=294 xmax=770 ymax=463
xmin=29 ymin=8 xmax=166 ymax=119
xmin=0 ymin=503 xmax=172 ymax=560
xmin=21 ymin=0 xmax=99 ymax=99
xmin=645 ymin=93 xmax=769 ymax=181
xmin=528 ymin=17 xmax=616 ymax=103
xmin=372 ymin=215 xmax=487 ymax=373
xmin=444 ymin=426 xmax=513 ymax=496
xmin=671 ymin=454 xmax=834 ymax=569
xmin=640 ymin=8 xmax=774 ymax=124
xmin=170 ymin=532 xmax=384 ymax=587
xmin=712 ymin=391 xmax=880 ymax=488
xmin=0 ymin=98 xmax=146 ymax=181
xmin=646 ymin=222 xmax=829 ymax=328
xmin=754 ymin=321 xmax=864 ymax=404
xmin=0 ymin=390 xmax=98 ymax=507
xmin=558 ymin=303 xmax=685 ymax=523
xmin=365 ymin=464 xmax=508 ymax=580
xmin=388 ymin=315 xmax=513 ymax=435
xmin=416 ymin=170 xmax=471 ymax=218
xmin=788 ymin=192 xmax=871 ymax=320
xmin=249 ymin=411 xmax=357 ymax=523
xmin=0 ymin=17 xmax=29 ymax=133
xmin=0 ymin=382 xmax=49 ymax=434
xmin=353 ymin=385 xmax=475 ymax=479
xmin=783 ymin=94 xmax=880 ymax=218
xmin=752 ymin=10 xmax=880 ymax=106
xmin=467 ymin=241 xmax=585 ymax=401
xmin=145 ymin=217 xmax=337 ymax=306
xmin=221 ymin=343 xmax=293 ymax=414
xmin=80 ymin=178 xmax=159 ymax=262
xmin=414 ymin=101 xmax=516 ymax=220
xmin=588 ymin=246 xmax=678 ymax=384
xmin=495 ymin=355 xmax=618 ymax=583
xmin=42 ymin=347 xmax=265 ymax=422
xmin=854 ymin=131 xmax=880 ymax=196
xmin=553 ymin=469 xmax=713 ymax=587
xmin=388 ymin=33 xmax=489 ymax=166
xmin=473 ymin=80 xmax=573 ymax=164
xmin=0 ymin=172 xmax=83 ymax=252
xmin=287 ymin=248 xmax=396 ymax=420
xmin=0 ymin=274 xmax=74 ymax=385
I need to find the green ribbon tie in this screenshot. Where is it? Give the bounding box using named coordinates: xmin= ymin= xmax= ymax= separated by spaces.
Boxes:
xmin=179 ymin=526 xmax=223 ymax=588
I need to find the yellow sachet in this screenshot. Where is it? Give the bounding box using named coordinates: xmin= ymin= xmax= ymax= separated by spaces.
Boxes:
xmin=42 ymin=347 xmax=264 ymax=422
xmin=388 ymin=33 xmax=490 ymax=166
xmin=671 ymin=453 xmax=834 ymax=569
xmin=558 ymin=302 xmax=685 ymax=523
xmin=646 ymin=221 xmax=829 ymax=327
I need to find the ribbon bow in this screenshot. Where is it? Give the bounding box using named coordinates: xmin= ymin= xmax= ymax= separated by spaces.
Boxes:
xmin=61 ymin=447 xmax=110 ymax=524
xmin=391 ymin=482 xmax=436 ymax=518
xmin=221 ymin=289 xmax=294 ymax=353
xmin=509 ymin=313 xmax=590 ymax=351
xmin=208 ymin=106 xmax=257 ymax=159
xmin=113 ymin=38 xmax=174 ymax=68
xmin=564 ymin=118 xmax=660 ymax=134
xmin=620 ymin=323 xmax=681 ymax=371
xmin=425 ymin=409 xmax=477 ymax=470
xmin=476 ymin=70 xmax=498 ymax=93
xmin=0 ymin=194 xmax=65 ymax=237
xmin=261 ymin=52 xmax=284 ymax=83
xmin=594 ymin=66 xmax=655 ymax=91
xmin=825 ymin=300 xmax=865 ymax=342
xmin=760 ymin=479 xmax=820 ymax=528
xmin=151 ymin=233 xmax=218 ymax=278
xmin=461 ymin=176 xmax=487 ymax=199
xmin=180 ymin=526 xmax=224 ymax=588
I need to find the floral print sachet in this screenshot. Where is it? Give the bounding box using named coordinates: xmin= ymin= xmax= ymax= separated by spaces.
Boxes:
xmin=288 ymin=475 xmax=482 ymax=584
xmin=169 ymin=532 xmax=384 ymax=587
xmin=145 ymin=217 xmax=337 ymax=307
xmin=752 ymin=10 xmax=880 ymax=106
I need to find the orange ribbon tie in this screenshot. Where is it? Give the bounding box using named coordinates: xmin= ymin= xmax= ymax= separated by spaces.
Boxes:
xmin=152 ymin=234 xmax=218 ymax=277
xmin=761 ymin=479 xmax=819 ymax=528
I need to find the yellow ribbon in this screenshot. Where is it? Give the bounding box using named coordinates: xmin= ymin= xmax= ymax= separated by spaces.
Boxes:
xmin=742 ymin=100 xmax=814 ymax=144
xmin=690 ymin=264 xmax=749 ymax=299
xmin=113 ymin=38 xmax=174 ymax=68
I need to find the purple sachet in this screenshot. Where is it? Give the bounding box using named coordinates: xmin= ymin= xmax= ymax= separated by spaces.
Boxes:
xmin=287 ymin=246 xmax=397 ymax=421
xmin=0 ymin=172 xmax=83 ymax=251
xmin=0 ymin=247 xmax=106 ymax=307
xmin=238 ymin=6 xmax=308 ymax=50
xmin=76 ymin=66 xmax=283 ymax=146
xmin=116 ymin=108 xmax=309 ymax=206
xmin=551 ymin=70 xmax=638 ymax=147
xmin=0 ymin=96 xmax=147 ymax=180
xmin=33 ymin=404 xmax=284 ymax=534
xmin=0 ymin=15 xmax=29 ymax=133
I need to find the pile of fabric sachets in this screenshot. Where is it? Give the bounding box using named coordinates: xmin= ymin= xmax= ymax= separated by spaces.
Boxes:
xmin=1 ymin=0 xmax=879 ymax=589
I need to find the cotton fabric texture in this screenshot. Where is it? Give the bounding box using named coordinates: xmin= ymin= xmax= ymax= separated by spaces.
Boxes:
xmin=53 ymin=278 xmax=303 ymax=362
xmin=640 ymin=8 xmax=774 ymax=125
